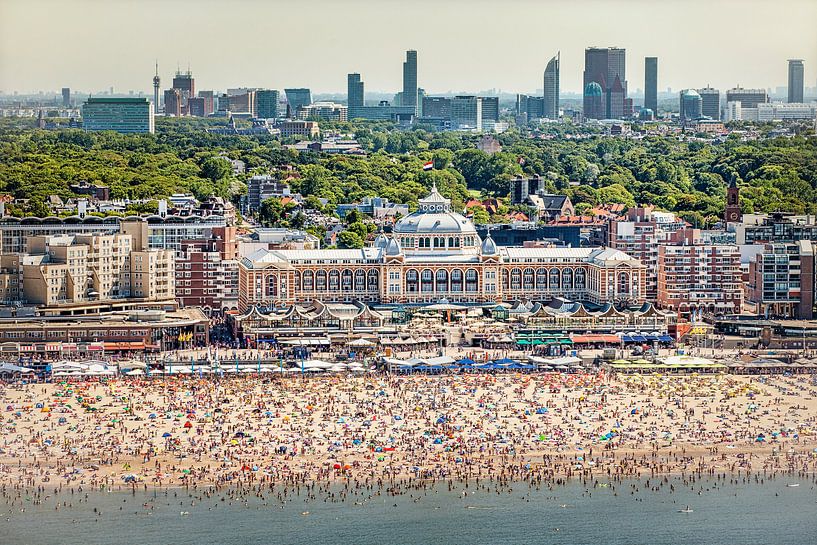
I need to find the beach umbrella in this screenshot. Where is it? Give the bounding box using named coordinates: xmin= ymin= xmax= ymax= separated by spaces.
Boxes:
xmin=162 ymin=432 xmax=172 ymax=438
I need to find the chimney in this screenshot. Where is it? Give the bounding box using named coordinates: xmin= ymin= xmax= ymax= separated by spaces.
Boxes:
xmin=159 ymin=199 xmax=168 ymax=218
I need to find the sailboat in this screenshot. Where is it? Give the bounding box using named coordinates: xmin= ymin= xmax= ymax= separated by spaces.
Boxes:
xmin=678 ymin=505 xmax=694 ymax=513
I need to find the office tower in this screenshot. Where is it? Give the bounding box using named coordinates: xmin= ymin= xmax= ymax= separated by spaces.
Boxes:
xmin=583 ymin=47 xmax=627 ymax=119
xmin=402 ymin=50 xmax=418 ymax=114
xmin=225 ymin=89 xmax=257 ymax=116
xmin=187 ymin=97 xmax=206 ymax=117
xmin=725 ymin=87 xmax=768 ymax=109
xmin=697 ymin=86 xmax=720 ymax=119
xmin=284 ymin=88 xmax=312 ymax=117
xmin=644 ymin=57 xmax=657 ymax=113
xmin=543 ymin=52 xmax=560 ymax=119
xmin=347 ymin=73 xmax=364 ymax=109
xmin=679 ymin=89 xmax=702 ymax=125
xmin=152 ymin=62 xmax=160 ymax=111
xmin=480 ymin=97 xmax=499 ymax=123
xmin=197 ymin=90 xmax=214 ymax=116
xmin=61 ymin=87 xmax=71 ymax=108
xmin=172 ymin=70 xmax=195 ymax=98
xmin=163 ymin=88 xmax=182 ymax=117
xmin=257 ymin=89 xmax=280 ymax=119
xmin=417 ymin=88 xmax=426 ymax=116
xmin=81 ymin=97 xmax=154 ymax=134
xmin=422 ymin=96 xmax=451 ymax=118
xmin=583 ymin=83 xmax=604 ymax=120
xmin=450 ymin=96 xmax=482 ymax=130
xmin=788 ymin=59 xmax=804 ymax=103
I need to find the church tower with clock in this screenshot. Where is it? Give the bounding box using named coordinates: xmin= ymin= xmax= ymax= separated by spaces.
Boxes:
xmin=724 ymin=175 xmax=742 ymax=224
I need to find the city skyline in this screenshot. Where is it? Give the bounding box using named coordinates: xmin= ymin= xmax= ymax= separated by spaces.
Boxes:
xmin=1 ymin=0 xmax=816 ymax=96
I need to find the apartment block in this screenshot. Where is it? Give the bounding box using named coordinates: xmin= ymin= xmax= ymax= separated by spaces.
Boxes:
xmin=657 ymin=229 xmax=743 ymax=316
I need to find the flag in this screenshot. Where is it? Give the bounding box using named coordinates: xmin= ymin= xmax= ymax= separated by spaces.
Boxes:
xmin=422 ymin=161 xmax=433 ymax=171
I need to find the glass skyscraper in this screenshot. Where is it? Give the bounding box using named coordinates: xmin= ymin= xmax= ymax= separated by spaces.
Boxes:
xmin=644 ymin=57 xmax=658 ymax=113
xmin=284 ymin=88 xmax=312 ymax=117
xmin=347 ymin=73 xmax=364 ymax=110
xmin=543 ymin=53 xmax=560 ymax=119
xmin=402 ymin=50 xmax=418 ymax=114
xmin=788 ymin=59 xmax=804 ymax=103
xmin=257 ymin=90 xmax=280 ymax=119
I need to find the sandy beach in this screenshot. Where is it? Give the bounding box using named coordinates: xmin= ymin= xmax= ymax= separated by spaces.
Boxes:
xmin=2 ymin=373 xmax=816 ymax=491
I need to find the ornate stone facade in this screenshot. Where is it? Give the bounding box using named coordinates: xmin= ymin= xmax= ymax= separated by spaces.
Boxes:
xmin=238 ymin=186 xmax=646 ymax=310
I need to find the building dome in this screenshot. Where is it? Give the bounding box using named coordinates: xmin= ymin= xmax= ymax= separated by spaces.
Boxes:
xmin=584 ymin=82 xmax=603 ymax=97
xmin=373 ymin=232 xmax=389 ymax=249
xmin=385 ymin=237 xmax=402 ymax=256
xmin=393 ymin=184 xmax=477 ymax=237
xmin=480 ymin=232 xmax=498 ymax=255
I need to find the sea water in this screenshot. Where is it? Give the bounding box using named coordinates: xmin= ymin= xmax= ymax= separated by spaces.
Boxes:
xmin=4 ymin=478 xmax=816 ymax=545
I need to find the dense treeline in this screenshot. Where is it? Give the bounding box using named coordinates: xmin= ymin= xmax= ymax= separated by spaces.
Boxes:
xmin=0 ymin=117 xmax=815 ymax=227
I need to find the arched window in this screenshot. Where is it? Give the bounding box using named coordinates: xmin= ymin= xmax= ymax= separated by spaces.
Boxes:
xmin=562 ymin=269 xmax=573 ymax=290
xmin=436 ymin=269 xmax=448 ymax=292
xmin=329 ymin=269 xmax=340 ymax=291
xmin=450 ymin=269 xmax=463 ymax=292
xmin=354 ymin=269 xmax=365 ymax=291
xmin=421 ymin=269 xmax=434 ymax=292
xmin=465 ymin=269 xmax=478 ymax=292
xmin=406 ymin=269 xmax=418 ymax=293
xmin=340 ymin=269 xmax=351 ymax=291
xmin=367 ymin=269 xmax=379 ymax=291
xmin=315 ymin=270 xmax=327 ymax=291
xmin=418 ymin=238 xmax=426 ymax=248
xmin=294 ymin=272 xmax=301 ymax=291
xmin=523 ymin=268 xmax=535 ymax=291
xmin=618 ymin=272 xmax=630 ymax=294
xmin=448 ymin=237 xmax=455 ymax=248
xmin=575 ymin=268 xmax=586 ymax=290
xmin=549 ymin=269 xmax=560 ymax=290
xmin=267 ymin=274 xmax=278 ymax=297
xmin=510 ymin=268 xmax=522 ymax=290
xmin=425 ymin=237 xmax=431 ymax=248
xmin=502 ymin=269 xmax=510 ymax=290
xmin=536 ymin=268 xmax=548 ymax=290
xmin=302 ymin=270 xmax=314 ymax=291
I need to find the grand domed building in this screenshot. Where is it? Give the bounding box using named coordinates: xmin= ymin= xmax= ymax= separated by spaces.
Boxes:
xmin=238 ymin=185 xmax=645 ymax=311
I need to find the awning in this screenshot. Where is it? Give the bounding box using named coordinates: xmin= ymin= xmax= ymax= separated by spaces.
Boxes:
xmin=102 ymin=342 xmax=145 ymax=351
xmin=571 ymin=334 xmax=621 ymax=344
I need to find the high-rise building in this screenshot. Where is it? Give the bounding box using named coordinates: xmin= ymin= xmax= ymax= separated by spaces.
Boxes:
xmin=347 ymin=73 xmax=364 ymax=109
xmin=788 ymin=59 xmax=804 ymax=103
xmin=697 ymin=86 xmax=720 ymax=119
xmin=583 ymin=83 xmax=604 ymax=120
xmin=164 ymin=88 xmax=182 ymax=117
xmin=644 ymin=57 xmax=657 ymax=113
xmin=749 ymin=241 xmax=815 ymax=319
xmin=82 ymin=97 xmax=154 ymax=134
xmin=197 ymin=91 xmax=214 ymax=117
xmin=480 ymin=96 xmax=499 ymax=123
xmin=679 ymin=89 xmax=702 ymax=125
xmin=402 ymin=50 xmax=418 ymax=114
xmin=61 ymin=88 xmax=71 ymax=108
xmin=543 ymin=53 xmax=560 ymax=119
xmin=257 ymin=89 xmax=280 ymax=119
xmin=726 ymin=87 xmax=768 ymax=109
xmin=172 ymin=70 xmax=195 ymax=99
xmin=422 ymin=96 xmax=451 ymax=119
xmin=284 ymin=88 xmax=312 ymax=117
xmin=583 ymin=47 xmax=627 ymax=119
xmin=450 ymin=96 xmax=482 ymax=130
xmin=152 ymin=62 xmax=160 ymax=112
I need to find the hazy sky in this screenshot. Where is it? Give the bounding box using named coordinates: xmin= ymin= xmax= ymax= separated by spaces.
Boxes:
xmin=2 ymin=0 xmax=816 ymax=95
